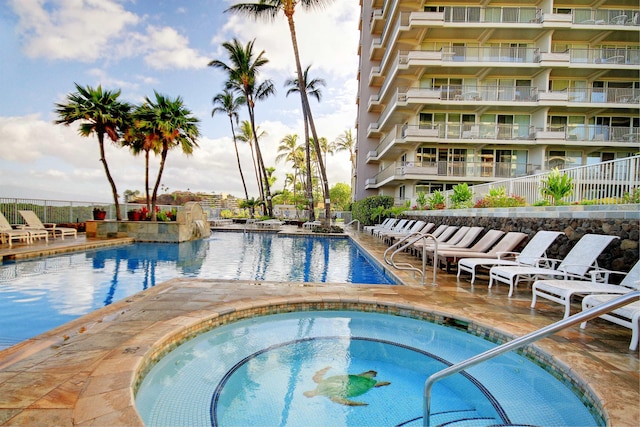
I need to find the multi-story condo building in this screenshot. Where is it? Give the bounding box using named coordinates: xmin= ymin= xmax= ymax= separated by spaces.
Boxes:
xmin=354 ymin=0 xmax=640 ymax=203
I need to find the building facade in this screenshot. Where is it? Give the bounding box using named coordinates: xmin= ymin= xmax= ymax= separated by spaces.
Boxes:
xmin=355 ymin=0 xmax=640 ymax=203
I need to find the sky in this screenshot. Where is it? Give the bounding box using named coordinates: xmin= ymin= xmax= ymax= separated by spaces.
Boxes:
xmin=0 ymin=0 xmax=360 ymax=202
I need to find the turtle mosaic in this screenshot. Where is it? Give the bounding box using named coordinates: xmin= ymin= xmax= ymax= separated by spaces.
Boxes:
xmin=303 ymin=366 xmax=391 ymax=406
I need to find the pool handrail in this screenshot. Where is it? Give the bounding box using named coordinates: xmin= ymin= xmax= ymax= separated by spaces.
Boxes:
xmin=423 ymin=290 xmax=640 ymax=427
xmin=383 ymin=232 xmax=438 ymax=286
xmin=346 ymin=219 xmax=361 ymax=232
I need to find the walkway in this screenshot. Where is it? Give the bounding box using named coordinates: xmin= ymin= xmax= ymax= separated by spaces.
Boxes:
xmin=0 ymin=229 xmax=637 ymax=426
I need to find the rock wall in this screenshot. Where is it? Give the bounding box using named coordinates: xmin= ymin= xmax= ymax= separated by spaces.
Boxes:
xmin=405 ymin=215 xmax=639 ymax=273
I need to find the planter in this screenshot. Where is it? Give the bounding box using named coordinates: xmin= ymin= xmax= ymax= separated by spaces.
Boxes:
xmin=93 ymin=210 xmax=107 ymax=220
xmin=128 ymin=211 xmax=143 ymax=221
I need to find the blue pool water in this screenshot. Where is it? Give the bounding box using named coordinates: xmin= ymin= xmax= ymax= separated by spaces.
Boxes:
xmin=135 ymin=311 xmax=599 ymax=427
xmin=0 ymin=233 xmax=395 ymax=349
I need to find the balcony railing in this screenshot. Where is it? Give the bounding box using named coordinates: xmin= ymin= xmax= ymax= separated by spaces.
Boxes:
xmin=371 ymin=160 xmax=535 ymax=184
xmin=442 ymin=46 xmax=540 ymax=63
xmin=438 ymin=155 xmax=640 ymax=206
xmin=565 ymin=87 xmax=640 ymax=104
xmin=569 ymin=48 xmax=640 ymax=65
xmin=433 ymin=123 xmax=535 ymax=140
xmin=437 ymin=85 xmax=538 ymax=102
xmin=572 ymin=8 xmax=639 ymax=26
xmin=444 ymin=6 xmax=539 ymax=23
xmin=566 ymin=125 xmax=640 ymax=143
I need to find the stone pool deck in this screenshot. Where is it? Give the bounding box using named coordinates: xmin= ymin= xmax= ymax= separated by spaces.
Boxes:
xmin=0 ymin=229 xmax=638 ymax=426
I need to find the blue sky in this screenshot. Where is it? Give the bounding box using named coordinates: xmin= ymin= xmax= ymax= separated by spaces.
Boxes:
xmin=0 ymin=0 xmax=359 ymax=202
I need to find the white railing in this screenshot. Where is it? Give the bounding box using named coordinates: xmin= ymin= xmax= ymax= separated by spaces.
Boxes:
xmin=0 ymin=198 xmax=182 ymax=225
xmin=435 ymin=155 xmax=640 ymax=206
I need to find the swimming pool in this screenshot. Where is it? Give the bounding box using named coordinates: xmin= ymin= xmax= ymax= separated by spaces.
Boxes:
xmin=0 ymin=233 xmax=396 ymax=349
xmin=135 ymin=310 xmax=600 ymax=427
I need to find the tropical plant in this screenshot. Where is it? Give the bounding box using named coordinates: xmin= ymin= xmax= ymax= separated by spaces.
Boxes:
xmin=428 ymin=190 xmax=446 ymax=209
xmin=415 ymin=192 xmax=428 ymax=210
xmin=284 ymin=64 xmax=326 ymax=221
xmin=450 ymin=183 xmax=473 ymax=209
xmin=622 ymin=187 xmax=640 ymax=203
xmin=540 ymin=167 xmax=574 ymax=205
xmin=211 ymin=89 xmax=250 ymax=201
xmin=240 ymin=197 xmax=264 ymax=218
xmin=134 ymin=91 xmax=200 ymax=220
xmin=209 ymin=38 xmax=276 ymax=216
xmin=226 ymin=0 xmax=334 ymax=225
xmin=351 ymin=195 xmax=394 ymax=226
xmin=276 ymin=134 xmax=304 ymax=204
xmin=53 ymin=83 xmax=132 ymax=220
xmin=369 ymin=205 xmax=386 ymax=224
xmin=236 ymin=120 xmax=267 ymax=199
xmin=334 ymin=129 xmax=356 ymax=172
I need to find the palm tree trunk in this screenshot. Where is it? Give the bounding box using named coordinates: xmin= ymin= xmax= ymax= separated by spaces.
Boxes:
xmin=247 ymin=104 xmax=273 ymax=217
xmin=151 ymin=145 xmax=169 ymax=221
xmin=145 ymin=149 xmax=151 ymax=211
xmin=97 ymin=133 xmax=122 ymax=220
xmin=303 ymin=112 xmax=315 ymax=221
xmin=229 ymin=116 xmax=250 ymax=200
xmin=286 ymin=15 xmax=330 ymax=225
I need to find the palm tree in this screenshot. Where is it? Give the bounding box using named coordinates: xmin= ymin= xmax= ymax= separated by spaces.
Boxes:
xmin=284 ymin=64 xmax=326 ymax=221
xmin=236 ymin=120 xmax=267 ymax=199
xmin=212 ymin=89 xmax=250 ymax=201
xmin=226 ymin=0 xmax=334 ymax=224
xmin=276 ymin=134 xmax=304 ymax=202
xmin=123 ymin=111 xmax=159 ymax=211
xmin=334 ymin=128 xmax=356 ymax=171
xmin=53 ymin=83 xmax=132 ymax=220
xmin=209 ymin=38 xmax=276 ymax=216
xmin=135 ymin=91 xmax=200 ymax=220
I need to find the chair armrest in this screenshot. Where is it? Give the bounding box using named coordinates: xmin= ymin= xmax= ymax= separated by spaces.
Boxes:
xmin=44 ymin=223 xmax=57 ymax=228
xmin=496 ymin=251 xmax=519 ymax=260
xmin=523 ymin=257 xmax=560 ymax=268
xmin=586 ymin=268 xmax=628 ymax=283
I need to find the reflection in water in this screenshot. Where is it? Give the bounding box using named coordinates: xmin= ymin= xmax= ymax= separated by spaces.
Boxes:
xmin=0 ymin=234 xmax=392 ymax=348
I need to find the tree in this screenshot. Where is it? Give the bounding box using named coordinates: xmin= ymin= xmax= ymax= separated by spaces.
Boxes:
xmin=284 ymin=64 xmax=326 ymax=221
xmin=276 ymin=134 xmax=304 ymax=202
xmin=226 ymin=0 xmax=334 ymax=225
xmin=209 ymin=38 xmax=276 ymax=216
xmin=236 ymin=120 xmax=267 ymax=199
xmin=134 ymin=91 xmax=200 ymax=220
xmin=335 ymin=128 xmax=356 ymax=172
xmin=53 ymin=83 xmax=132 ymax=220
xmin=329 ymin=183 xmax=351 ymax=211
xmin=212 ymin=89 xmax=250 ymax=201
xmin=123 ymin=189 xmax=141 ymax=203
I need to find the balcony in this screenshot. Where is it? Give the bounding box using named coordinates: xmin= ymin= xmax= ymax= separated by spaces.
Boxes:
xmin=368 ymin=160 xmax=536 ymax=188
xmin=572 ymin=8 xmax=639 ymax=26
xmin=569 ymin=48 xmax=640 ymax=65
xmin=441 ymin=46 xmax=540 ymax=64
xmin=443 ymin=6 xmax=539 ymax=24
xmin=566 ymin=88 xmax=640 ymax=104
xmin=565 ymin=125 xmax=640 ymax=144
xmin=436 ymin=85 xmax=538 ymax=102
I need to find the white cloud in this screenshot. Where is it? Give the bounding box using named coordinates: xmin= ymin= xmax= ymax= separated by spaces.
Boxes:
xmin=11 ymin=0 xmax=139 ymax=61
xmin=143 ymin=25 xmax=211 ymax=70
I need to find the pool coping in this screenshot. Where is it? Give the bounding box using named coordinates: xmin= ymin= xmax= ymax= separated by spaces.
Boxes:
xmin=0 ymin=231 xmax=638 ymax=426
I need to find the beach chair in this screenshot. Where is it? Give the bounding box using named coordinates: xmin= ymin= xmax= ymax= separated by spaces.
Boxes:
xmin=373 ymin=219 xmax=408 ymax=237
xmin=580 ymin=293 xmax=640 ymax=351
xmin=488 ymin=234 xmax=619 ymax=297
xmin=531 ymin=259 xmax=640 ymax=319
xmin=378 ymin=220 xmax=425 ymax=242
xmin=363 ymin=218 xmax=394 ymax=234
xmin=18 ymin=210 xmax=77 ymax=240
xmin=457 ymin=230 xmax=564 ymax=285
xmin=0 ymin=211 xmax=43 ymax=247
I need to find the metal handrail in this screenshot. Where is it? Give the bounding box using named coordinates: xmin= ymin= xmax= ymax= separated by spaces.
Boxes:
xmin=346 ymin=219 xmax=361 ymax=233
xmin=423 ymin=290 xmax=640 ymax=426
xmin=383 ymin=232 xmax=438 ymax=286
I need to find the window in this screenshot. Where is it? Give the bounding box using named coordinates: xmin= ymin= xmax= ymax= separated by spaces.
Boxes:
xmin=417 ymin=147 xmax=437 ymax=165
xmin=399 ymin=185 xmax=406 ymax=201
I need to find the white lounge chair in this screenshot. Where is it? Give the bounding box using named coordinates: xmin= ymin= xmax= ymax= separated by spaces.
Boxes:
xmin=489 ymin=234 xmax=619 ymax=297
xmin=436 ymin=230 xmax=526 ymax=271
xmin=379 ymin=220 xmax=427 ymax=242
xmin=531 ymin=260 xmax=640 ymax=319
xmin=373 ymin=219 xmax=408 ymax=237
xmin=364 ymin=218 xmax=395 ymax=234
xmin=580 ymin=293 xmax=640 ymax=351
xmin=457 ymin=230 xmax=564 ymax=285
xmin=0 ymin=211 xmax=37 ymax=247
xmin=378 ymin=220 xmax=416 ymax=239
xmin=18 ymin=210 xmax=78 ymax=240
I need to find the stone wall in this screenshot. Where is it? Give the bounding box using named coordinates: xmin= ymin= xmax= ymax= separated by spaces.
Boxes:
xmin=403 ymin=214 xmax=639 ymax=273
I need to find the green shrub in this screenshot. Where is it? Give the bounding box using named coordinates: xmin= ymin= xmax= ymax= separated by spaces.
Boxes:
xmin=623 ymin=187 xmax=640 ymax=204
xmin=450 ymin=183 xmax=473 ymax=209
xmin=474 ymin=193 xmax=526 ymax=208
xmin=540 ymin=168 xmax=574 ymax=205
xmin=415 ymin=192 xmax=428 ymax=210
xmin=351 ymin=195 xmax=394 ymax=226
xmin=428 ymin=190 xmax=446 ymax=209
